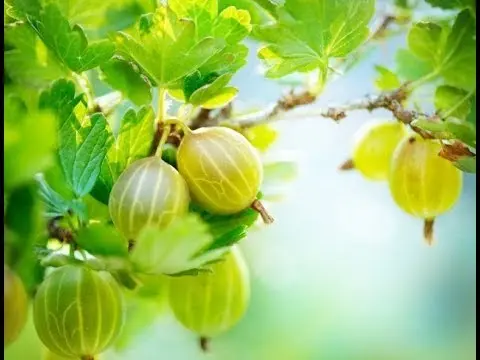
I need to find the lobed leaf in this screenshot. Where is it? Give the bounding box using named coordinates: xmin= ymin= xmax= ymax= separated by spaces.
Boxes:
xmin=254 ymin=0 xmax=375 ymax=78
xmin=27 ymin=4 xmax=115 ymax=73
xmin=434 ymin=85 xmax=473 ymax=120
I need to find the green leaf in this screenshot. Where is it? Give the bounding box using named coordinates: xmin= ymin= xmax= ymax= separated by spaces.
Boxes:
xmin=40 ymin=79 xmax=114 ymax=197
xmin=130 ymin=214 xmax=228 ymax=275
xmin=263 ymin=160 xmax=298 ymax=185
xmin=76 ymin=223 xmax=129 ymax=257
xmin=190 ymin=202 xmax=259 ymax=251
xmin=59 ymin=113 xmax=113 ymax=197
xmin=439 ymin=9 xmax=476 ymax=91
xmin=374 ymin=65 xmax=401 ymax=91
xmin=35 ymin=173 xmax=72 ymax=218
xmin=454 ymin=156 xmax=476 ymax=173
xmin=444 ymin=118 xmax=476 ymax=148
xmin=395 ymin=49 xmax=433 ymax=81
xmin=4 ymin=23 xmax=66 ymax=88
xmin=412 ymin=117 xmax=476 ymax=148
xmin=434 ymin=85 xmax=473 ymax=119
xmin=188 ymin=73 xmax=238 ymax=108
xmin=27 ymin=4 xmax=115 ymax=72
xmin=254 ymin=0 xmax=375 ymax=78
xmin=4 ymin=94 xmax=57 ymax=190
xmin=100 ymin=57 xmax=152 ymax=106
xmin=404 ymin=10 xmax=476 ymax=90
xmin=407 ymin=22 xmax=444 ymax=64
xmin=115 ymin=7 xmax=225 ymax=88
xmin=91 ymin=106 xmax=155 ymax=204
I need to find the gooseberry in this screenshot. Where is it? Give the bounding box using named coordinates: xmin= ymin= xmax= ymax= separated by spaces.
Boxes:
xmin=350 ymin=121 xmax=408 ymax=180
xmin=177 ymin=127 xmax=263 ymax=215
xmin=4 ymin=264 xmax=28 ymax=347
xmin=33 ymin=265 xmax=125 ymax=359
xmin=169 ymin=247 xmax=250 ymax=344
xmin=109 ymin=157 xmax=190 ymax=240
xmin=388 ymin=135 xmax=463 ymax=244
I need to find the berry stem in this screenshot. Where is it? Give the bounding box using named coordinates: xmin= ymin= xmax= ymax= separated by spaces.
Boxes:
xmin=163 ymin=119 xmax=193 ymax=136
xmin=155 ymin=124 xmax=171 ymax=157
xmin=338 ymin=158 xmax=355 ymax=171
xmin=423 ymin=218 xmax=435 ymax=246
xmin=251 ymin=199 xmax=274 ymax=224
xmin=199 ymin=336 xmax=210 ymax=352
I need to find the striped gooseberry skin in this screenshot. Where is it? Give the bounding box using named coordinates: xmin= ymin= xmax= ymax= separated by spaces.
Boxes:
xmin=352 ymin=121 xmax=408 ymax=180
xmin=177 ymin=127 xmax=263 ymax=215
xmin=389 ymin=135 xmax=462 ymax=219
xmin=169 ymin=247 xmax=250 ymax=337
xmin=33 ymin=265 xmax=125 ymax=359
xmin=109 ymin=157 xmax=190 ymax=240
xmin=4 ymin=264 xmax=28 ymax=347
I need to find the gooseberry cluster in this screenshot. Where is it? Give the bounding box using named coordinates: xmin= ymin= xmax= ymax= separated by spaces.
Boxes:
xmin=4 ymin=121 xmax=268 ymax=359
xmin=343 ymin=120 xmax=463 ymax=244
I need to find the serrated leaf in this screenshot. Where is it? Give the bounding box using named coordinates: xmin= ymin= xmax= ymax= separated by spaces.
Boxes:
xmin=434 ymin=85 xmax=473 ymax=119
xmin=76 ymin=223 xmax=129 ymax=257
xmin=219 ymin=0 xmax=277 ymax=26
xmin=35 ymin=173 xmax=72 ymax=218
xmin=4 ymin=23 xmax=66 ymax=88
xmin=59 ymin=113 xmax=113 ymax=197
xmin=395 ymin=49 xmax=434 ymax=81
xmin=100 ymin=57 xmax=152 ymax=106
xmin=254 ymin=0 xmax=375 ymax=78
xmin=131 ymin=214 xmax=225 ymax=275
xmin=4 ymin=94 xmax=57 ymax=190
xmin=164 ymin=3 xmax=251 ymax=103
xmin=454 ymin=156 xmax=476 ymax=173
xmin=115 ymin=7 xmax=225 ymax=88
xmin=91 ymin=106 xmax=155 ymax=204
xmin=27 ymin=4 xmax=115 ymax=73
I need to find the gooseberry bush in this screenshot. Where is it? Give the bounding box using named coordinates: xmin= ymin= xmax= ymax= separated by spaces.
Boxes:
xmin=4 ymin=0 xmax=476 ymax=358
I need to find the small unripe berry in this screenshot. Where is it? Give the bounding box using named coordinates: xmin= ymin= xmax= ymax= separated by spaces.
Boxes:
xmin=389 ymin=135 xmax=463 ymax=244
xmin=4 ymin=264 xmax=28 ymax=347
xmin=351 ymin=121 xmax=407 ymax=180
xmin=177 ymin=127 xmax=263 ymax=214
xmin=169 ymin=247 xmax=250 ymax=338
xmin=33 ymin=265 xmax=125 ymax=359
xmin=109 ymin=157 xmax=190 ymax=240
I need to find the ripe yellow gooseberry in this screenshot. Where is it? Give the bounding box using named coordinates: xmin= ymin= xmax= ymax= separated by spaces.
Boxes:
xmin=108 ymin=157 xmax=190 ymax=240
xmin=388 ymin=135 xmax=463 ymax=244
xmin=4 ymin=264 xmax=28 ymax=347
xmin=177 ymin=126 xmax=263 ymax=215
xmin=350 ymin=121 xmax=408 ymax=180
xmin=169 ymin=247 xmax=250 ymax=350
